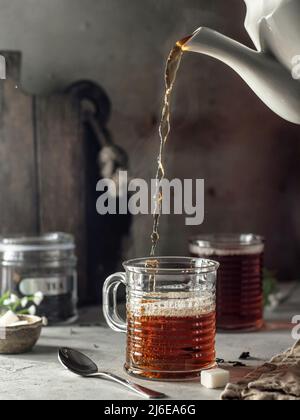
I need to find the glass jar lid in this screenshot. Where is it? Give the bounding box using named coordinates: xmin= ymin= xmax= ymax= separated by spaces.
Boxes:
xmin=0 ymin=233 xmax=76 ymax=265
xmin=0 ymin=233 xmax=75 ymax=253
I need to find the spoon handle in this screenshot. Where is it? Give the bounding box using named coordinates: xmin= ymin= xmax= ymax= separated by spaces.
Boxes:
xmin=97 ymin=372 xmax=166 ymax=399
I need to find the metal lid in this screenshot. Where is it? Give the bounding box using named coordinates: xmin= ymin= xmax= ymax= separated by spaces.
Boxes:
xmin=0 ymin=233 xmax=75 ymax=253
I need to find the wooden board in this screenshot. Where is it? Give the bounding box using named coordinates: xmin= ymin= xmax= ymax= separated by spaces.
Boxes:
xmin=0 ymin=52 xmax=88 ymax=303
xmin=0 ymin=52 xmax=38 ymax=234
xmin=35 ymin=95 xmax=87 ymax=302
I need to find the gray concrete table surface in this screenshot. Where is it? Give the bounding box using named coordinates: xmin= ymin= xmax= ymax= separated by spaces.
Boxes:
xmin=0 ymin=286 xmax=299 ymax=401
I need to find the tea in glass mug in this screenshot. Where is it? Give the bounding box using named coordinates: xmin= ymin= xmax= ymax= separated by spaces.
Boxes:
xmin=190 ymin=234 xmax=264 ymax=331
xmin=103 ymin=257 xmax=219 ymax=381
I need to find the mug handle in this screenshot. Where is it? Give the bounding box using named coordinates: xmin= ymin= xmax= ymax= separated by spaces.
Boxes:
xmin=103 ymin=273 xmax=127 ymax=333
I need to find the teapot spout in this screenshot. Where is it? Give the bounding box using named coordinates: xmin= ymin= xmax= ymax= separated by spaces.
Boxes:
xmin=183 ymin=28 xmax=300 ymax=124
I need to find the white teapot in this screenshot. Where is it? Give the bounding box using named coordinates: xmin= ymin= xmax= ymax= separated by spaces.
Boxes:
xmin=184 ymin=0 xmax=300 ymax=124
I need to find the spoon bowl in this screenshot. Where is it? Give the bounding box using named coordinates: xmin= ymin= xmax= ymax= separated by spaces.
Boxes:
xmin=59 ymin=348 xmax=98 ymax=376
xmin=58 ymin=347 xmax=166 ymax=399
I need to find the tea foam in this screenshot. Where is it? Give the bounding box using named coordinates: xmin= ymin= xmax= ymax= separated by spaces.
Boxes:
xmin=128 ymin=292 xmax=215 ymax=318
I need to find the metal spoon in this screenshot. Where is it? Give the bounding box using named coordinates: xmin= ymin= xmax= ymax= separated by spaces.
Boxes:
xmin=58 ymin=348 xmax=166 ymax=399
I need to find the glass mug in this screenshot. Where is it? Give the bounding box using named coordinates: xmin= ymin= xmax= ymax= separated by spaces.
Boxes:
xmin=190 ymin=234 xmax=265 ymax=331
xmin=103 ymin=257 xmax=219 ymax=381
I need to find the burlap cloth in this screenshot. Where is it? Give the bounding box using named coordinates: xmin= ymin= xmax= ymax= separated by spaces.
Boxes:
xmin=221 ymin=340 xmax=300 ymax=400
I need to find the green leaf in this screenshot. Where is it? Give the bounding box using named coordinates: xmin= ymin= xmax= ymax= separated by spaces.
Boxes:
xmin=263 ymin=268 xmax=278 ymax=307
xmin=17 ymin=309 xmax=30 ymax=315
xmin=0 ymin=290 xmax=11 ymax=306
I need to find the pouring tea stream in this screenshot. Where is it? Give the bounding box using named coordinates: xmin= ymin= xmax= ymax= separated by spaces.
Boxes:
xmin=182 ymin=0 xmax=300 ymax=124
xmin=150 ymin=0 xmax=300 ymax=257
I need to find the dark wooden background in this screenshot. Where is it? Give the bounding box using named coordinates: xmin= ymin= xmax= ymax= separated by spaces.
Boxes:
xmin=1 ymin=1 xmax=300 ymax=286
xmin=0 ymin=52 xmax=130 ymax=304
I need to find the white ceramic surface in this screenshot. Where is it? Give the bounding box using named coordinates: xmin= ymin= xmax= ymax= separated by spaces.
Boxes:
xmin=184 ymin=0 xmax=300 ymax=124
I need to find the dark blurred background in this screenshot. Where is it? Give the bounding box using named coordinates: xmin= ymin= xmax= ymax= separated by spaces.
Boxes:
xmin=0 ymin=0 xmax=300 ymax=303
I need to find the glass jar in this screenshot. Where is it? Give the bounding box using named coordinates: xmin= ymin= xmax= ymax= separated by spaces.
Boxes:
xmin=190 ymin=234 xmax=265 ymax=331
xmin=0 ymin=233 xmax=78 ymax=324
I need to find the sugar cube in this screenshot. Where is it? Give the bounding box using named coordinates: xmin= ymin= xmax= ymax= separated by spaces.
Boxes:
xmin=0 ymin=310 xmax=19 ymax=327
xmin=201 ymin=368 xmax=230 ymax=389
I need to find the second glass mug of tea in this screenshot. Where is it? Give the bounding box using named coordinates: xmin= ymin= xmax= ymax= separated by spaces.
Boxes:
xmin=190 ymin=234 xmax=265 ymax=331
xmin=103 ymin=257 xmax=219 ymax=381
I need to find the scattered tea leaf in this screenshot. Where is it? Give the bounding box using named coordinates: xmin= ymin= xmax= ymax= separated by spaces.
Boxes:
xmin=239 ymin=352 xmax=251 ymax=360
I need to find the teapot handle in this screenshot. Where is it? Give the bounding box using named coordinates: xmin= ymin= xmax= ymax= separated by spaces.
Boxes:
xmin=103 ymin=273 xmax=127 ymax=333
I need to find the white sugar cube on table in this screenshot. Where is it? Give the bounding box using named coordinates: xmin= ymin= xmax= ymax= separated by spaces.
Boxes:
xmin=201 ymin=368 xmax=230 ymax=389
